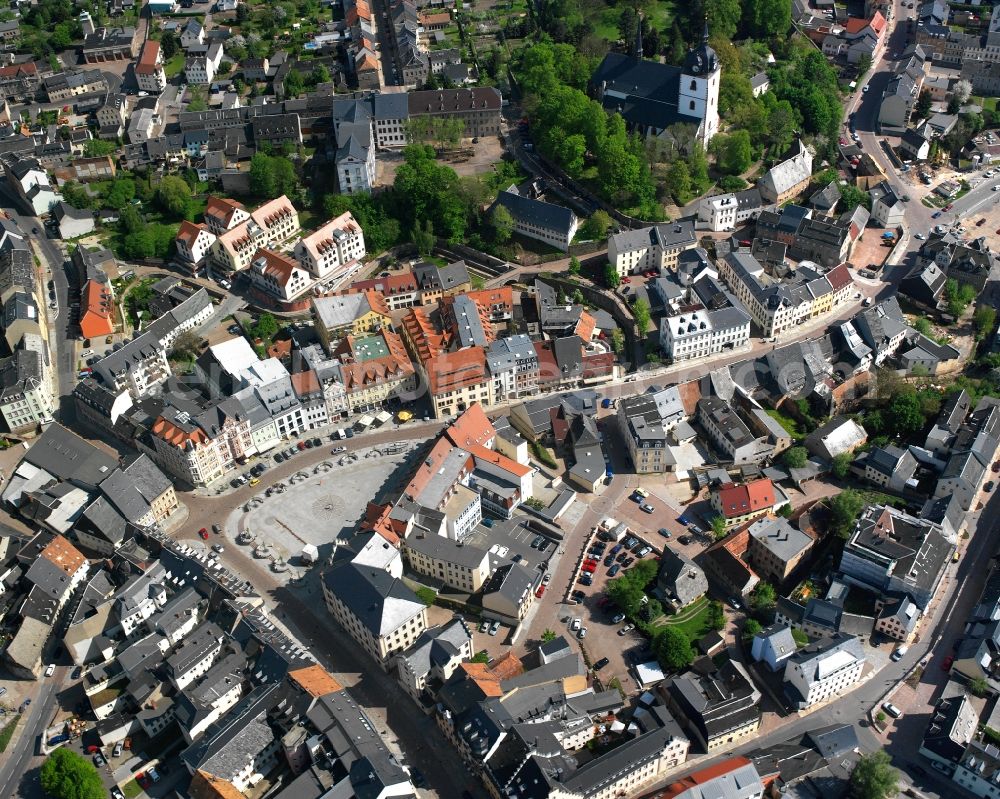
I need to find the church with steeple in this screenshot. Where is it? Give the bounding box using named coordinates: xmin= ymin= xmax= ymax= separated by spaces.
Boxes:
xmin=591 ymin=22 xmax=720 ymax=148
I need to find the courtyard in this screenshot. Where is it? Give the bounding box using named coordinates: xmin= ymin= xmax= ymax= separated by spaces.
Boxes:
xmin=228 ymin=447 xmax=414 ymax=577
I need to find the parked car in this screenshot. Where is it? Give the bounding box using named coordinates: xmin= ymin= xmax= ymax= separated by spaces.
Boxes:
xmin=212 ymin=544 xmax=225 ymax=553
xmin=71 ymin=666 xmax=82 ymax=679
xmin=93 ymin=753 xmax=105 ymax=767
xmin=44 ymin=664 xmax=55 ymax=677
xmin=571 ymin=618 xmax=582 ymax=631
xmin=577 ymin=627 xmax=587 ymax=639
xmin=612 ymin=613 xmax=626 ymax=624
xmin=489 ymin=620 xmax=501 ymax=636
xmin=198 ymin=528 xmax=209 ymax=540
xmin=882 ymin=702 xmax=903 ymax=718
xmin=658 ymin=528 xmax=671 ymax=538
xmin=593 ymin=657 xmax=610 ymax=670
xmin=608 ymin=564 xmax=620 ymax=577
xmin=987 ymin=481 xmax=996 ymax=493
xmin=618 ymin=624 xmax=634 ymax=636
xmin=640 ymin=502 xmax=655 ymax=514
xmin=571 ymin=590 xmax=586 ymax=601
xmin=891 ymin=645 xmax=909 ymax=662
xmin=603 ymin=555 xmax=615 ymax=567
xmin=113 ymin=742 xmax=123 ymax=758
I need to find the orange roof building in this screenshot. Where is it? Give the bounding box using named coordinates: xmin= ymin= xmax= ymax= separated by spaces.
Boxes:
xmin=79 ymin=279 xmax=114 ymax=339
xmin=445 ymin=402 xmax=496 ymax=450
xmin=288 ymin=664 xmax=343 ymax=697
xmin=203 ymin=196 xmax=248 ymax=235
xmin=400 ymin=306 xmax=449 ymax=365
xmin=40 ymin=535 xmax=87 ymax=577
xmin=425 ymin=346 xmax=491 ymax=419
xmin=711 ymin=477 xmax=778 ymax=529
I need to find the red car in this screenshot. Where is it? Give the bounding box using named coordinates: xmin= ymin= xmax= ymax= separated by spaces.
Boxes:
xmin=297 ymin=441 xmax=306 ymax=450
xmin=198 ymin=528 xmax=209 ymax=540
xmin=535 ymin=585 xmax=546 ymax=599
xmin=621 ymin=277 xmax=630 ymax=283
xmin=944 ymin=203 xmax=954 ymax=211
xmin=582 ymin=563 xmax=597 ymax=573
xmin=941 ymin=655 xmax=954 ymax=671
xmin=992 ymin=462 xmax=999 ymax=473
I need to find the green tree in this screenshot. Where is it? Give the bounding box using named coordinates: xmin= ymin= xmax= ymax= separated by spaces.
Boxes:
xmin=783 ymin=446 xmax=808 ymax=468
xmin=718 ymin=130 xmax=752 ymax=175
xmin=604 ymin=263 xmax=621 ymax=289
xmin=160 ymin=30 xmax=178 ymax=58
xmin=832 ymin=452 xmax=853 ymax=479
xmin=572 ymin=288 xmax=585 ymax=305
xmin=491 ymin=204 xmax=515 ymax=244
xmin=655 ymin=626 xmax=694 ymax=670
xmin=632 ymin=298 xmax=651 ymax=332
xmin=541 ymin=628 xmax=557 ymax=643
xmin=40 ymin=748 xmax=105 ymax=799
xmin=975 ymin=305 xmax=997 ymax=340
xmin=706 ymin=0 xmax=742 ymax=39
xmin=752 ymin=582 xmax=777 ymax=612
xmin=611 ymin=328 xmax=625 ymax=355
xmin=970 ymin=676 xmax=990 ymax=697
xmin=284 ymin=68 xmax=305 ymax=98
xmin=850 ymin=752 xmax=898 ymax=799
xmin=187 ymin=85 xmax=208 ymax=112
xmin=580 ymin=209 xmax=613 ymax=240
xmin=829 ymin=489 xmax=865 ymax=538
xmin=412 ymin=219 xmax=436 ymax=256
xmin=887 ymin=390 xmax=925 ymax=437
xmin=104 ymin=179 xmax=136 ymax=211
xmin=155 ymin=175 xmax=192 ymax=219
xmin=606 ymin=560 xmax=658 ymax=616
xmin=915 ymin=89 xmax=932 ymax=119
xmin=393 ymin=145 xmax=467 ymax=242
xmin=567 ymin=256 xmax=581 ymax=276
xmin=665 ymin=160 xmax=692 ymax=204
xmin=666 ymin=21 xmax=686 ymax=65
xmin=252 ymin=312 xmax=279 ymax=342
xmin=707 ymin=600 xmax=726 ymax=631
xmin=310 ymin=63 xmax=331 ymax=86
xmin=856 ymin=53 xmax=872 ymax=79
xmin=711 ymin=515 xmax=727 ymax=540
xmin=743 ymin=618 xmax=763 ymax=639
xmin=839 ymin=184 xmax=872 ymax=212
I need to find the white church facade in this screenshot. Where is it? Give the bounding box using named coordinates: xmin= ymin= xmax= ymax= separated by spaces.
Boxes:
xmin=591 ymin=24 xmax=720 ymax=148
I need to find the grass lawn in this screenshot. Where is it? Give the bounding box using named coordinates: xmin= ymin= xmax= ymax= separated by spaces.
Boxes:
xmin=0 ymin=714 xmax=20 ymax=753
xmin=164 ymin=53 xmax=185 ymax=78
xmin=657 ymin=596 xmax=713 ymax=643
xmin=974 ymin=96 xmax=999 ymax=112
xmin=765 ymin=408 xmax=805 ymax=439
xmin=121 ymin=779 xmax=143 ymax=799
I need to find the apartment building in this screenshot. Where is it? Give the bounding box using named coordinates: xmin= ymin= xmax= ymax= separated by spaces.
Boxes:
xmin=0 ymin=349 xmax=54 ymax=434
xmin=294 ymin=211 xmax=366 ymax=283
xmin=661 ymin=306 xmax=750 ymax=362
xmin=616 ymin=393 xmax=671 ymax=474
xmin=487 ymin=334 xmax=539 ymax=400
xmin=784 ymin=635 xmax=865 ymax=710
xmin=321 ymin=563 xmax=428 ymax=667
xmin=174 ymin=221 xmax=217 ymax=270
xmin=313 ymin=291 xmax=392 ymax=346
xmin=710 ymin=478 xmax=779 ymax=530
xmin=490 ymin=186 xmax=579 ymax=252
xmin=248 ymin=248 xmax=312 ymax=303
xmin=697 ymin=397 xmax=772 ymax=464
xmin=664 ymin=660 xmax=762 ymax=752
xmin=43 ymin=69 xmax=108 ymax=101
xmin=403 ymin=532 xmax=491 ymax=592
xmin=746 ymin=516 xmax=814 ymax=583
xmin=402 ymin=438 xmax=481 ymax=539
xmin=203 ymin=196 xmax=249 ymax=235
xmin=134 ymin=39 xmax=167 ymax=91
xmin=607 ymin=220 xmax=698 ymax=278
xmin=426 ymin=347 xmax=495 ymax=420
xmin=335 ymin=329 xmax=417 ymax=413
xmin=210 ymin=195 xmax=300 ymax=273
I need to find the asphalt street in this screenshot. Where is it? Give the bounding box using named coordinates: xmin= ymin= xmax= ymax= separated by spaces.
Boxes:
xmin=0 ymin=670 xmax=62 ymax=799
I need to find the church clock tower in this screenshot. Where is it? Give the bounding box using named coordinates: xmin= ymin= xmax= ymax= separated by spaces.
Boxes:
xmin=679 ymin=21 xmax=721 ymax=147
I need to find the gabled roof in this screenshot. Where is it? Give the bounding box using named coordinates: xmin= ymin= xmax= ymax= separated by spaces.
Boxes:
xmin=715 ymin=478 xmax=776 ymax=519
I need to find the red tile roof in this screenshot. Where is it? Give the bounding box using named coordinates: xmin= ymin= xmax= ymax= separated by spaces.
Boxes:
xmin=204 ymin=196 xmax=245 ymax=228
xmin=445 ymin=403 xmax=496 ymax=450
xmin=290 ymin=369 xmax=321 ymax=399
xmin=715 ymin=478 xmax=776 ymax=519
xmin=175 ymin=220 xmax=205 ymax=247
xmin=135 ymin=39 xmax=160 ymax=74
xmin=468 ymin=445 xmax=533 ymax=478
xmin=426 ymin=347 xmax=489 ymax=396
xmin=659 ymin=758 xmax=754 ymax=799
xmin=79 ymin=279 xmax=114 ymax=339
xmin=826 ymin=262 xmax=853 ymax=291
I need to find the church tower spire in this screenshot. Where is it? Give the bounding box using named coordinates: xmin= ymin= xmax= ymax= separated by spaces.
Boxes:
xmin=679 ymin=16 xmax=721 ymax=147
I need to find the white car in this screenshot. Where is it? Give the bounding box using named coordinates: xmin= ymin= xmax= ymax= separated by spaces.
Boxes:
xmin=44 ymin=664 xmax=55 ymax=677
xmin=914 ymin=233 xmax=925 ymax=239
xmin=862 ymin=85 xmax=869 ymax=93
xmin=570 ymin=618 xmax=582 ymax=631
